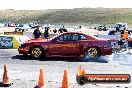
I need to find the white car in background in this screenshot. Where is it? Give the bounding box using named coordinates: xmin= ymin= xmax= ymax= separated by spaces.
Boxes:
xmin=15 ymin=24 xmax=31 ymax=32
xmin=0 ymin=23 xmax=5 ymax=28
xmin=108 ymin=26 xmax=116 ymax=31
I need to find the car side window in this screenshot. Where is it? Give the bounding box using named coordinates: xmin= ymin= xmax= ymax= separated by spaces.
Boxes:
xmin=59 ymin=35 xmax=63 ymax=41
xmin=63 ymin=34 xmax=67 ymax=40
xmin=57 ymin=34 xmax=74 ymax=41
xmin=78 ymin=34 xmax=87 ymax=40
xmin=52 ymin=35 xmax=63 ymax=42
xmin=53 ymin=34 xmax=87 ymax=42
xmin=73 ymin=34 xmax=79 ymax=40
xmin=67 ymin=34 xmax=73 ymax=40
xmin=55 ymin=34 xmax=67 ymax=41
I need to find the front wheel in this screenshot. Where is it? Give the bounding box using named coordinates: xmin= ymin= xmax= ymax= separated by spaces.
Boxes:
xmin=84 ymin=47 xmax=100 ymax=60
xmin=30 ymin=46 xmax=44 ymax=59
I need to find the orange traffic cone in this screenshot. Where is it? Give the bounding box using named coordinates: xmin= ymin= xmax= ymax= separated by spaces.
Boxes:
xmin=78 ymin=66 xmax=86 ymax=76
xmin=35 ymin=68 xmax=45 ymax=88
xmin=61 ymin=70 xmax=69 ymax=88
xmin=2 ymin=65 xmax=12 ymax=87
xmin=82 ymin=69 xmax=86 ymax=75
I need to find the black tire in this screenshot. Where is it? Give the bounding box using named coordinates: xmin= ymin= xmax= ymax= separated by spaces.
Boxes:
xmin=84 ymin=47 xmax=100 ymax=60
xmin=76 ymin=76 xmax=87 ymax=85
xmin=23 ymin=54 xmax=28 ymax=57
xmin=30 ymin=46 xmax=44 ymax=59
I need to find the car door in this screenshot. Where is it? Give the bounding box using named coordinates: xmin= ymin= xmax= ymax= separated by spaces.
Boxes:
xmin=48 ymin=35 xmax=64 ymax=55
xmin=48 ymin=33 xmax=81 ymax=56
xmin=62 ymin=33 xmax=80 ymax=56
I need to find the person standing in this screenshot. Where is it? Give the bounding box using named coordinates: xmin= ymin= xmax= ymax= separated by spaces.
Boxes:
xmin=58 ymin=26 xmax=64 ymax=33
xmin=58 ymin=26 xmax=67 ymax=33
xmin=53 ymin=28 xmax=57 ymax=33
xmin=33 ymin=26 xmax=41 ymax=39
xmin=44 ymin=27 xmax=49 ymax=39
xmin=122 ymin=29 xmax=129 ymax=50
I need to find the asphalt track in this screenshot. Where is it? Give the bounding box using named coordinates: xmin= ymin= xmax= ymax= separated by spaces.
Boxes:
xmin=0 ymin=49 xmax=131 ymax=88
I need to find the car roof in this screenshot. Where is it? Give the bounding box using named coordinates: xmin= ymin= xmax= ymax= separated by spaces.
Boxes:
xmin=61 ymin=32 xmax=86 ymax=35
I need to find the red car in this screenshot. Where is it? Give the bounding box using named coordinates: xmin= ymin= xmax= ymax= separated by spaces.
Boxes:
xmin=18 ymin=32 xmax=112 ymax=60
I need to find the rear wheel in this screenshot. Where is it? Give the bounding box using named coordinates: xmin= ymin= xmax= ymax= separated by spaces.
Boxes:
xmin=30 ymin=46 xmax=44 ymax=59
xmin=84 ymin=47 xmax=100 ymax=60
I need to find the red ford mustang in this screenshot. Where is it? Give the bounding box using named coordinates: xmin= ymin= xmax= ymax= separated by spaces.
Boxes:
xmin=18 ymin=32 xmax=112 ymax=60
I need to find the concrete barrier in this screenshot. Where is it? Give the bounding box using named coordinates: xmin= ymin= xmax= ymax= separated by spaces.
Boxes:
xmin=0 ymin=27 xmax=15 ymax=32
xmin=13 ymin=35 xmax=30 ymax=48
xmin=4 ymin=32 xmax=23 ymax=35
xmin=0 ymin=35 xmax=30 ymax=49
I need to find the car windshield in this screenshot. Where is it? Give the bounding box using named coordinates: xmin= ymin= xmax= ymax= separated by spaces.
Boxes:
xmin=48 ymin=33 xmax=61 ymax=41
xmin=89 ymin=34 xmax=100 ymax=39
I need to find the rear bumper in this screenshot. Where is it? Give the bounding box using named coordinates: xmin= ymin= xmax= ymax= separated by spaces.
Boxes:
xmin=101 ymin=47 xmax=112 ymax=55
xmin=18 ymin=47 xmax=29 ymax=55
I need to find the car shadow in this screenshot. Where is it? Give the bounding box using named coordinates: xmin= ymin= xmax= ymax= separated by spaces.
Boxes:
xmin=41 ymin=57 xmax=82 ymax=62
xmin=81 ymin=57 xmax=108 ymax=63
xmin=11 ymin=55 xmax=34 ymax=60
xmin=11 ymin=55 xmax=81 ymax=62
xmin=11 ymin=55 xmax=108 ymax=63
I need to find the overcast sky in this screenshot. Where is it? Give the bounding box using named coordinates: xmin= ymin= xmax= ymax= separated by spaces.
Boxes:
xmin=0 ymin=0 xmax=132 ymax=10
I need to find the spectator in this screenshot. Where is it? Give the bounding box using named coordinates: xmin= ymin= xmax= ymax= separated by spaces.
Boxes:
xmin=63 ymin=28 xmax=67 ymax=32
xmin=108 ymin=30 xmax=115 ymax=35
xmin=58 ymin=28 xmax=63 ymax=33
xmin=116 ymin=25 xmax=120 ymax=32
xmin=118 ymin=39 xmax=125 ymax=49
xmin=58 ymin=26 xmax=67 ymax=33
xmin=33 ymin=27 xmax=41 ymax=39
xmin=53 ymin=28 xmax=57 ymax=33
xmin=122 ymin=29 xmax=129 ymax=50
xmin=44 ymin=27 xmax=49 ymax=39
xmin=120 ymin=30 xmax=124 ymax=34
xmin=79 ymin=26 xmax=82 ymax=29
xmin=108 ymin=31 xmax=112 ymax=35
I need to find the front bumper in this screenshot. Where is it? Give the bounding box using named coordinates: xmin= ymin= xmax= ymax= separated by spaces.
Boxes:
xmin=18 ymin=47 xmax=29 ymax=55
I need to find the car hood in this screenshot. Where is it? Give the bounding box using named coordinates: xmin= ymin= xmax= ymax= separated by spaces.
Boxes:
xmin=25 ymin=38 xmax=48 ymax=43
